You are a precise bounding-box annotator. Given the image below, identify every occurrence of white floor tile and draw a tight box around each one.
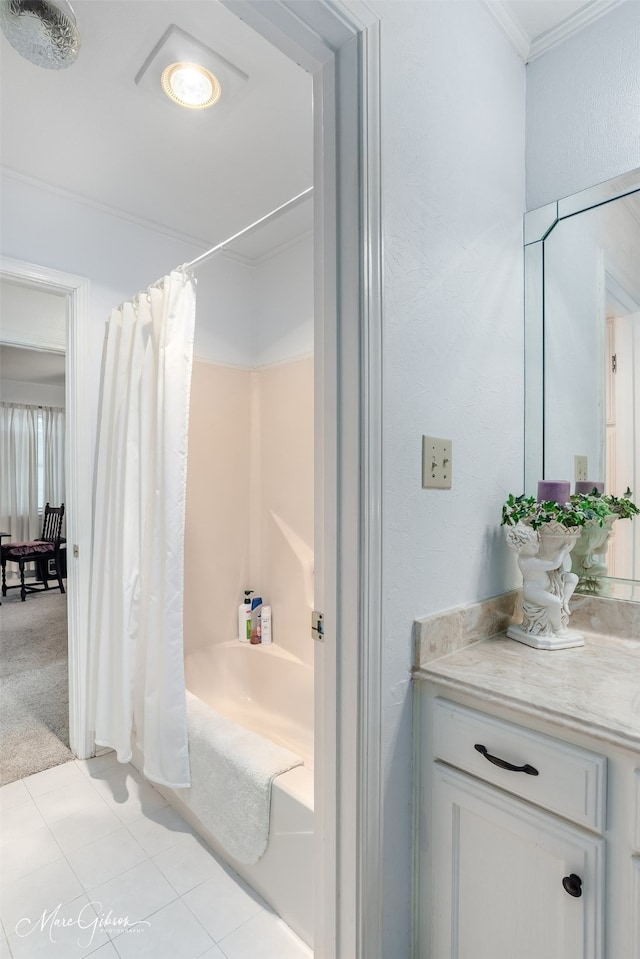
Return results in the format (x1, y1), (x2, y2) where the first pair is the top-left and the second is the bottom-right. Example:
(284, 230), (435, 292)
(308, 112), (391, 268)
(74, 755), (119, 780)
(32, 781), (104, 826)
(87, 768), (168, 824)
(112, 899), (213, 959)
(152, 836), (224, 896)
(197, 947), (226, 959)
(126, 805), (194, 857)
(65, 829), (147, 892)
(48, 803), (123, 856)
(7, 895), (111, 959)
(23, 763), (84, 799)
(85, 944), (119, 958)
(0, 859), (84, 936)
(80, 765), (145, 799)
(2, 771), (308, 959)
(218, 910), (313, 959)
(0, 801), (47, 842)
(0, 826), (63, 885)
(86, 861), (177, 934)
(182, 867), (265, 942)
(0, 781), (30, 811)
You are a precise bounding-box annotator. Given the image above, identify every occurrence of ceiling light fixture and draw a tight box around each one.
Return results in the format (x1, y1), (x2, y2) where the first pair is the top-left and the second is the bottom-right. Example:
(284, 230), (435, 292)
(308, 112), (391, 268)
(0, 0), (80, 69)
(161, 62), (221, 110)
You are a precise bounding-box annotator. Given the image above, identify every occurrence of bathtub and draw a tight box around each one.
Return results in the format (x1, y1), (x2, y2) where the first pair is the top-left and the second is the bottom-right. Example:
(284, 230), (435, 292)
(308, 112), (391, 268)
(134, 641), (315, 947)
(186, 640), (314, 768)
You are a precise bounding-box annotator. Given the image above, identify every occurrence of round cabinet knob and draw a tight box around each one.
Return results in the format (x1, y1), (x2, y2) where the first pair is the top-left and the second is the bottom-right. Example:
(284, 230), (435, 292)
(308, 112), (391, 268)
(562, 874), (583, 898)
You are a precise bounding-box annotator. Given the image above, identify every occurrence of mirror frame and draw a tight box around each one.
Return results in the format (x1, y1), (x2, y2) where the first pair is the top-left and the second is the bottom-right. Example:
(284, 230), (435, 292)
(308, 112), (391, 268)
(523, 166), (640, 593)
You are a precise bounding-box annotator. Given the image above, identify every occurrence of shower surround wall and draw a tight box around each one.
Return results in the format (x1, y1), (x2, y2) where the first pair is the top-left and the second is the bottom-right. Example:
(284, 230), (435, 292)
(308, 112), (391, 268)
(183, 231), (314, 699)
(184, 352), (314, 741)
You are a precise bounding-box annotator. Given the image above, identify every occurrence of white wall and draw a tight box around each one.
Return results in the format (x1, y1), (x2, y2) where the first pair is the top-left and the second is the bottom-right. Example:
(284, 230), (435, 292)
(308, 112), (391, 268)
(195, 235), (314, 368)
(0, 173), (312, 435)
(253, 238), (313, 366)
(526, 1), (640, 210)
(0, 173), (206, 467)
(371, 2), (526, 953)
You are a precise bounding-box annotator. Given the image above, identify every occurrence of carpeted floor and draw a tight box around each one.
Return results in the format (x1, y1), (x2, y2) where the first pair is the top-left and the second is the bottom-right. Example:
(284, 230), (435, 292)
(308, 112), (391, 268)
(0, 585), (72, 785)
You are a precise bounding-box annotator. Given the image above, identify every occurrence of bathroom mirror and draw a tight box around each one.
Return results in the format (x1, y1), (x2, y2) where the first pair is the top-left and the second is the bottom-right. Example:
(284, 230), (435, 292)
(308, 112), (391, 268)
(524, 167), (640, 600)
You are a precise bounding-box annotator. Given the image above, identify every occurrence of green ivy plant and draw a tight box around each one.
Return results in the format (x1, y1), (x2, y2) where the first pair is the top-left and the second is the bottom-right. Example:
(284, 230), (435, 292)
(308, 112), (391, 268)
(501, 489), (639, 531)
(604, 488), (640, 520)
(501, 493), (590, 530)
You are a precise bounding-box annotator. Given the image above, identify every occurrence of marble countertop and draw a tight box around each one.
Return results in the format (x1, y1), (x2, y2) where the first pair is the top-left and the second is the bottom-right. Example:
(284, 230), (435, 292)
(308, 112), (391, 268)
(414, 632), (640, 752)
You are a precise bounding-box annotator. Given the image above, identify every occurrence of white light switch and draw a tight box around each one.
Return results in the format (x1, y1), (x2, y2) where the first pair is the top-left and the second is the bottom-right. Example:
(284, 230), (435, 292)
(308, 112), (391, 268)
(422, 436), (452, 489)
(575, 455), (588, 482)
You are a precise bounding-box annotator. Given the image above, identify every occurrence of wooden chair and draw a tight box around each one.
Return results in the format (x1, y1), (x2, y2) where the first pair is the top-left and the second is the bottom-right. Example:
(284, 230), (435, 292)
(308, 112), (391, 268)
(1, 503), (66, 602)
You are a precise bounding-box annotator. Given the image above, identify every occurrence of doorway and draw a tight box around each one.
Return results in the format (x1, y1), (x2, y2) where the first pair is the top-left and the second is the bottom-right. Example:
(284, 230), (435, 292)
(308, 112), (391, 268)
(0, 315), (71, 782)
(0, 257), (93, 763)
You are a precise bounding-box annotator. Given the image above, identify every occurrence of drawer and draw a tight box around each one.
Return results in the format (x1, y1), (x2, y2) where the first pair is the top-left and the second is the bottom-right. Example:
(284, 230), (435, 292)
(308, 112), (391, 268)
(432, 698), (606, 831)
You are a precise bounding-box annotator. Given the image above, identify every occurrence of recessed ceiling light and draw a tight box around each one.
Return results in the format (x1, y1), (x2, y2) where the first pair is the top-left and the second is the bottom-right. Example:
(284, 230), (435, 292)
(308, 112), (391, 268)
(160, 62), (221, 110)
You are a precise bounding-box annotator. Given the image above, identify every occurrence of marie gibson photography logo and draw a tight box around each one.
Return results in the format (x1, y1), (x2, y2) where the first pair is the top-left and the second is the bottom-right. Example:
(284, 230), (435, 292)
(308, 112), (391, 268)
(15, 900), (151, 947)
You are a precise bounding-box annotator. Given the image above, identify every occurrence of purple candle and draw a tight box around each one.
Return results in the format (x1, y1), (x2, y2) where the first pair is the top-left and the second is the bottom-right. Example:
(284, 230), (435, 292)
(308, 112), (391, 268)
(575, 480), (604, 495)
(537, 480), (571, 504)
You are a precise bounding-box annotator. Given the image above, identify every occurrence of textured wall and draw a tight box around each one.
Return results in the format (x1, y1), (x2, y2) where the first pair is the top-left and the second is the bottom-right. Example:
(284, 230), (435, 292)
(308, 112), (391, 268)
(526, 1), (640, 210)
(372, 2), (526, 953)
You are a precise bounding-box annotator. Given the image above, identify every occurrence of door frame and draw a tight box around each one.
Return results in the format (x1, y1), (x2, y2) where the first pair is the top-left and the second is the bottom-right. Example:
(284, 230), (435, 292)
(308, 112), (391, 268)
(0, 256), (93, 759)
(220, 3), (384, 956)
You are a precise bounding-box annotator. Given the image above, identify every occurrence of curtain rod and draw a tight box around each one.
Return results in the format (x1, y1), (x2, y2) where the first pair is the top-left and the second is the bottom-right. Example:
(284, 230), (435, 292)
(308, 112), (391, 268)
(181, 187), (313, 273)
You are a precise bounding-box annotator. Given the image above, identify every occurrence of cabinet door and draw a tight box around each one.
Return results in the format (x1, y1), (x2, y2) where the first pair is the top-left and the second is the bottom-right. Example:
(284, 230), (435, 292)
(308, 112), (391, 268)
(425, 764), (604, 959)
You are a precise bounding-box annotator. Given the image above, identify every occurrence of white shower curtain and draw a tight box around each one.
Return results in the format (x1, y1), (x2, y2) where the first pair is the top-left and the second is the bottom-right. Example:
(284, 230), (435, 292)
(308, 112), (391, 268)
(88, 270), (196, 788)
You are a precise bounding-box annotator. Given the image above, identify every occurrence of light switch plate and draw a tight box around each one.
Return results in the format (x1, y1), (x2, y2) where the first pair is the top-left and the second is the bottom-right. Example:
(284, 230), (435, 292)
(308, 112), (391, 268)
(422, 436), (452, 489)
(575, 455), (588, 482)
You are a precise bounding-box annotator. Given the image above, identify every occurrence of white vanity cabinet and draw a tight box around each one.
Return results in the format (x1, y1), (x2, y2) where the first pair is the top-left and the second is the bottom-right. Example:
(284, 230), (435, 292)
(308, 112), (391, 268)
(415, 688), (639, 959)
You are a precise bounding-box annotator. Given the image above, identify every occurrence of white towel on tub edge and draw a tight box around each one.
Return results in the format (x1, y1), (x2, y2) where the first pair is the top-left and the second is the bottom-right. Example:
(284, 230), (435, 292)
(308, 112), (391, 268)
(174, 691), (303, 864)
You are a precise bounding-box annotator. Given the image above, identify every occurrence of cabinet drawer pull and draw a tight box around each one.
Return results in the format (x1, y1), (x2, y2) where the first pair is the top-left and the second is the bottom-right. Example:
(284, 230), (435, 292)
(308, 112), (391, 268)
(562, 874), (582, 898)
(474, 744), (539, 776)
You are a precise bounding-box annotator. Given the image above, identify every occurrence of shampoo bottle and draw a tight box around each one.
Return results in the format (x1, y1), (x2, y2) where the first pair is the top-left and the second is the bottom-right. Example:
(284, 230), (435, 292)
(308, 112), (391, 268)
(239, 590), (253, 642)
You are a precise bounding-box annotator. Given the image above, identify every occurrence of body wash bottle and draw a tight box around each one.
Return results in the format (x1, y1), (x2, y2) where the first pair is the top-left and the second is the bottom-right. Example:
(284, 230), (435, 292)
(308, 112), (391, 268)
(239, 590), (253, 642)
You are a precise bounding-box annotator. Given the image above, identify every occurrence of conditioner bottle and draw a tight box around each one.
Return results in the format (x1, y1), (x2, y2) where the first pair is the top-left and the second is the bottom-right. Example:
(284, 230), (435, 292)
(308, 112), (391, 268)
(260, 605), (272, 645)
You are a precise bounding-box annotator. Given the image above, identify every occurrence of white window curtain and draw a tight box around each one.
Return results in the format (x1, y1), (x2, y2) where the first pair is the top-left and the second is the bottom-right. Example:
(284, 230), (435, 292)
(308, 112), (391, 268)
(42, 406), (66, 511)
(88, 270), (196, 789)
(0, 403), (64, 542)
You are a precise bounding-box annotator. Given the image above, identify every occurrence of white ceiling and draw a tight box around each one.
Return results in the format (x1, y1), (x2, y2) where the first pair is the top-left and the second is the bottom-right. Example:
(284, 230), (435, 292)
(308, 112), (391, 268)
(0, 344), (66, 387)
(0, 0), (623, 260)
(0, 0), (313, 255)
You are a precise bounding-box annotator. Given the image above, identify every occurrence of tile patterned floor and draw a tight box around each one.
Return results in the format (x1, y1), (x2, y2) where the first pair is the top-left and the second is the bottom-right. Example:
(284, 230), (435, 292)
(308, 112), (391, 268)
(0, 755), (313, 959)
